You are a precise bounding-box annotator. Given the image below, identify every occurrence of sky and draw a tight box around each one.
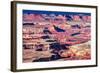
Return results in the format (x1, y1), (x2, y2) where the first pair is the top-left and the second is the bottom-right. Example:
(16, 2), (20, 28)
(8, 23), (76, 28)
(23, 10), (91, 16)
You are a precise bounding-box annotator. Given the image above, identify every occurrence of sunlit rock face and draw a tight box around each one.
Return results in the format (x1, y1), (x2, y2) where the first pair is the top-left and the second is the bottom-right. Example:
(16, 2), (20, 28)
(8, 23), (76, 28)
(22, 10), (91, 62)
